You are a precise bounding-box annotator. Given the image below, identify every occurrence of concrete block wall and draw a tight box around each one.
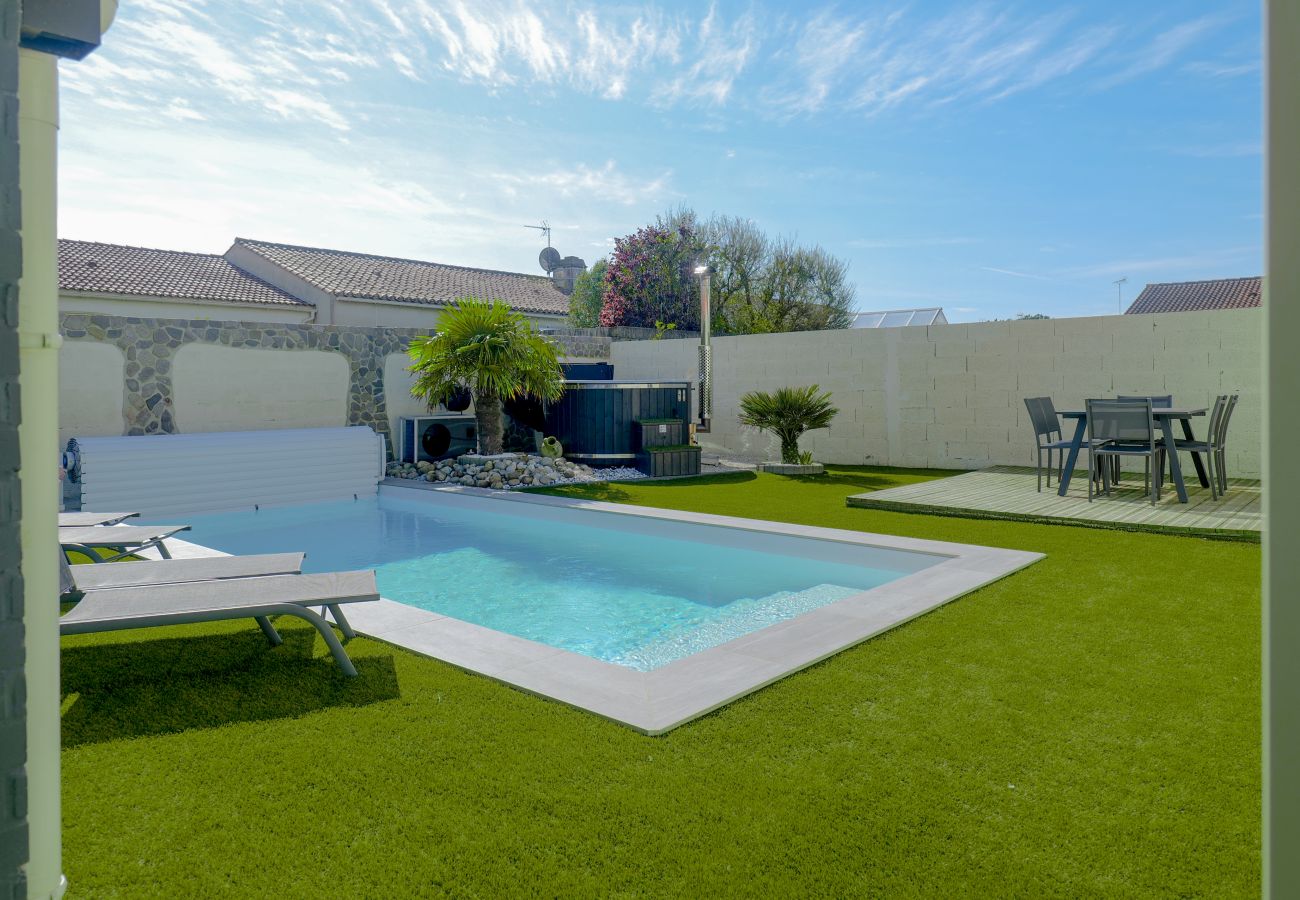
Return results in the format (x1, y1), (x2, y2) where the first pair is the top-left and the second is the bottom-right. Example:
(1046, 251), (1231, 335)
(611, 308), (1263, 478)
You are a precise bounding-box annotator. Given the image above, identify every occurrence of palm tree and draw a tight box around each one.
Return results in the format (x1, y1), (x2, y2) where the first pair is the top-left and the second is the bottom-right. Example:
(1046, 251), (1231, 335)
(738, 385), (838, 464)
(408, 300), (565, 455)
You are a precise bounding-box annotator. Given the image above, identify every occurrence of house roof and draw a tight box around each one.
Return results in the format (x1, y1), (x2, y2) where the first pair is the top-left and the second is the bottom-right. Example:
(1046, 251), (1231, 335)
(851, 307), (947, 328)
(232, 238), (570, 316)
(1125, 276), (1262, 315)
(58, 239), (309, 307)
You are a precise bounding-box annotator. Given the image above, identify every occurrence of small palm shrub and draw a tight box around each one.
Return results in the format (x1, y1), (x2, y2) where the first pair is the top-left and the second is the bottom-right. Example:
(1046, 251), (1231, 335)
(738, 385), (838, 464)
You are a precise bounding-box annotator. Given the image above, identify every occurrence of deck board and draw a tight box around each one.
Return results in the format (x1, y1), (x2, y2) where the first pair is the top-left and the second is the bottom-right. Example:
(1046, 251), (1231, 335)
(847, 466), (1260, 538)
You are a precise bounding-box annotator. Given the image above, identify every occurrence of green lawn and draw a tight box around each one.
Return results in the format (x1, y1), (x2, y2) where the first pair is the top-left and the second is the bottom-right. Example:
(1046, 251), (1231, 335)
(60, 466), (1260, 896)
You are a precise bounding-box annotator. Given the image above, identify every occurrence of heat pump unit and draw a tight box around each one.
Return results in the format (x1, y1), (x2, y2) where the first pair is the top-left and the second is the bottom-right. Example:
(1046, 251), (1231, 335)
(400, 415), (477, 463)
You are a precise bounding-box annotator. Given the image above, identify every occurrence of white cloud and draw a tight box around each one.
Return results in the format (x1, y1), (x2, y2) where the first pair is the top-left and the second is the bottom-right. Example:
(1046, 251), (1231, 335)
(980, 266), (1050, 280)
(1171, 141), (1262, 158)
(1185, 59), (1260, 78)
(496, 160), (672, 207)
(651, 6), (757, 106)
(66, 0), (1244, 140)
(262, 89), (351, 132)
(1060, 247), (1257, 280)
(849, 237), (978, 250)
(162, 99), (206, 122)
(1098, 16), (1222, 87)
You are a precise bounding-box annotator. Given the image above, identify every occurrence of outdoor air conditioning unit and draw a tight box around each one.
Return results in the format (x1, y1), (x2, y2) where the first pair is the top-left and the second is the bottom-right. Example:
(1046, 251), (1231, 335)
(400, 415), (477, 463)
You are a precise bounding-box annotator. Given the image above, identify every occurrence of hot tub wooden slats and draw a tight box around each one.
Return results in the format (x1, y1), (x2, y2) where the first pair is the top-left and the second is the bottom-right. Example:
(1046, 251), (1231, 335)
(547, 382), (692, 462)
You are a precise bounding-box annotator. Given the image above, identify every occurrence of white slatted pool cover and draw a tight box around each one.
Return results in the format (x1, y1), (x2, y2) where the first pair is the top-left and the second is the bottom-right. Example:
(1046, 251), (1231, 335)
(76, 426), (386, 516)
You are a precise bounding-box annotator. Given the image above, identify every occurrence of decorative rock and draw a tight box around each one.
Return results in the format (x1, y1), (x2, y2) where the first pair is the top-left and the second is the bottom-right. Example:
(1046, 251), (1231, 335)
(387, 452), (647, 491)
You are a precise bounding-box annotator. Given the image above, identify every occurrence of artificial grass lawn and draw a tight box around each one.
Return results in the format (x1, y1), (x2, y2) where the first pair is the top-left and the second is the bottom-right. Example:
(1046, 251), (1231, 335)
(61, 466), (1259, 896)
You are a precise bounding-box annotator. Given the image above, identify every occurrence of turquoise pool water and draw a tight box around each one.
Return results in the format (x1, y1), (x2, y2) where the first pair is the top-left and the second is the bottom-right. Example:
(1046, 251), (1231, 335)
(165, 492), (941, 671)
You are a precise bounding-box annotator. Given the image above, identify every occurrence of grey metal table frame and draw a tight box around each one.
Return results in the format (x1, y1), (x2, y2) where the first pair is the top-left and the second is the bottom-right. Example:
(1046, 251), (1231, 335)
(1057, 407), (1209, 503)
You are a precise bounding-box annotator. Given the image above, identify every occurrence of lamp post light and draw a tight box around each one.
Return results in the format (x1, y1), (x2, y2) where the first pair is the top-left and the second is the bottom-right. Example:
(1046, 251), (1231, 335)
(694, 263), (713, 433)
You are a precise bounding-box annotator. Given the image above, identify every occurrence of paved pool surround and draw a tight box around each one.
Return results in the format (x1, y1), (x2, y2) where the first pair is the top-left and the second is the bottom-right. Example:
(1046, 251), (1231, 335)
(155, 487), (1042, 734)
(355, 485), (1043, 733)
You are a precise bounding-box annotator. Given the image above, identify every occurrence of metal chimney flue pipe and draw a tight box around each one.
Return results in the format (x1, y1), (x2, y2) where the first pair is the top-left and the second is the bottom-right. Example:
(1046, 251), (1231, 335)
(694, 263), (713, 433)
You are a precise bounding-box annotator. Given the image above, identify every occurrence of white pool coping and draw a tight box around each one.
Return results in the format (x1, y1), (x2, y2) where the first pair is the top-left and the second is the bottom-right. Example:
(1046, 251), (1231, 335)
(142, 487), (1042, 734)
(341, 483), (1044, 734)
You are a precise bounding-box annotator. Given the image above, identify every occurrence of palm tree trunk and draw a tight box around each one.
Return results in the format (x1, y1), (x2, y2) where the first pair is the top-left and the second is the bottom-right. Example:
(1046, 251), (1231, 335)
(779, 432), (800, 464)
(475, 390), (504, 455)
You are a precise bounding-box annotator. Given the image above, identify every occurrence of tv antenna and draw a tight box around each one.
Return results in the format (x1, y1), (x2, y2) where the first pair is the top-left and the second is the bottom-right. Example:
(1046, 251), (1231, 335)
(524, 220), (552, 248)
(1113, 277), (1127, 314)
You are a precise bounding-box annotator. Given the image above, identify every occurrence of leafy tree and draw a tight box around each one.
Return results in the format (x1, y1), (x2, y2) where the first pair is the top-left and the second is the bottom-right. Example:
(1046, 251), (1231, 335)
(719, 237), (855, 333)
(598, 207), (855, 334)
(738, 385), (839, 464)
(566, 258), (608, 327)
(408, 300), (564, 455)
(1016, 313), (1050, 319)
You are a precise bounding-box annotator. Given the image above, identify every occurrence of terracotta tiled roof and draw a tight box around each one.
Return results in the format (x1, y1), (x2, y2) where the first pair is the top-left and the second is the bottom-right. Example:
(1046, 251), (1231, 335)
(58, 239), (309, 307)
(233, 238), (570, 316)
(1125, 276), (1262, 315)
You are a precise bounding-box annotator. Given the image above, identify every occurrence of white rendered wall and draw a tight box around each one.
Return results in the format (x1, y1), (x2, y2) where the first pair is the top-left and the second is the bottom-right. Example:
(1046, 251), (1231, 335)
(334, 298), (443, 328)
(383, 351), (428, 436)
(171, 344), (349, 432)
(58, 341), (125, 446)
(612, 308), (1262, 478)
(333, 297), (566, 332)
(59, 292), (313, 323)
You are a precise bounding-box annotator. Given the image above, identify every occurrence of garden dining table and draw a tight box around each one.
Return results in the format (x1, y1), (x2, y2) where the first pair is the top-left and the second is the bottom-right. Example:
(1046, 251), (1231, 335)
(1056, 407), (1209, 503)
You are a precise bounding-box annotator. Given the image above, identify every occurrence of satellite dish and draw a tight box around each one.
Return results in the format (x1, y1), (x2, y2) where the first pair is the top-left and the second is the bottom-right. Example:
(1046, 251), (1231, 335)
(539, 247), (562, 273)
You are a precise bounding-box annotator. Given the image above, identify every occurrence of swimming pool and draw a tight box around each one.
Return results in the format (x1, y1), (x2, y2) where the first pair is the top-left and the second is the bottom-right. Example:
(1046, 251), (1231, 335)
(158, 484), (1042, 732)
(172, 490), (943, 671)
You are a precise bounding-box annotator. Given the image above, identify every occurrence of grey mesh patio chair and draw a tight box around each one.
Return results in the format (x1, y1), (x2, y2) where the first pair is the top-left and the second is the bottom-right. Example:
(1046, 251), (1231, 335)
(59, 566), (379, 676)
(1111, 395), (1174, 483)
(1025, 397), (1069, 491)
(1086, 398), (1166, 504)
(58, 511), (139, 527)
(66, 552), (306, 592)
(1161, 393), (1238, 499)
(60, 523), (191, 562)
(1118, 394), (1173, 408)
(1025, 397), (1106, 492)
(1216, 393), (1240, 493)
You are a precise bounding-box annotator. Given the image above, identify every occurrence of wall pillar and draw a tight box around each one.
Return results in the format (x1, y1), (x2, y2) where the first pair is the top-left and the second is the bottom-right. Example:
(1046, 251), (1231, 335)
(1264, 2), (1299, 896)
(15, 45), (61, 899)
(0, 1), (25, 895)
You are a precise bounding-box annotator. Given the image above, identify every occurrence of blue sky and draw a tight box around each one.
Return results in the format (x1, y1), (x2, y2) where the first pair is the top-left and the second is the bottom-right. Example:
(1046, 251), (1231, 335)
(58, 0), (1261, 321)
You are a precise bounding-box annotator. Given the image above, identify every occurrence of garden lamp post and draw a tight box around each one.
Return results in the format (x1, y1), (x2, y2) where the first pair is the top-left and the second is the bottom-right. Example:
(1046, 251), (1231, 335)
(694, 262), (713, 433)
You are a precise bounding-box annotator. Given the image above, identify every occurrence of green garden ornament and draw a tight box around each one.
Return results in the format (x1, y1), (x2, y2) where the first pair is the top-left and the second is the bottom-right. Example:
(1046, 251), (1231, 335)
(540, 436), (563, 459)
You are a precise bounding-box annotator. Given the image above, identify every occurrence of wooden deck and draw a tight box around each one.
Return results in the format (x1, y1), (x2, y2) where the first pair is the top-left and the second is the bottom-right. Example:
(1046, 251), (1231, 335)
(847, 465), (1261, 539)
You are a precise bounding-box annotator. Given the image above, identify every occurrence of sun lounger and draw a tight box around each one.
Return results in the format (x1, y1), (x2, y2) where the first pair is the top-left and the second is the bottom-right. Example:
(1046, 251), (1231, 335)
(58, 511), (140, 527)
(59, 524), (191, 562)
(67, 552), (306, 592)
(59, 570), (379, 675)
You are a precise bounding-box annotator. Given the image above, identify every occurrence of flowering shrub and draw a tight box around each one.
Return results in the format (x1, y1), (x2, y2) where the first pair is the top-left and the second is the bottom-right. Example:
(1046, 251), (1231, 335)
(598, 223), (702, 329)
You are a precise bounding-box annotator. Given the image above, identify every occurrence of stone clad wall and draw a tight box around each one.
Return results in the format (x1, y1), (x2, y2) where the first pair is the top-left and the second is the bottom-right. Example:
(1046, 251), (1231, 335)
(58, 314), (607, 453)
(60, 314), (414, 444)
(611, 308), (1264, 479)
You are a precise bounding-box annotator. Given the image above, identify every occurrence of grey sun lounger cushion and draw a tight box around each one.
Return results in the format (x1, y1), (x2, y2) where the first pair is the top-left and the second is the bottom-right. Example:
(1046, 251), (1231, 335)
(60, 570), (379, 676)
(58, 511), (140, 527)
(59, 524), (191, 561)
(69, 552), (306, 592)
